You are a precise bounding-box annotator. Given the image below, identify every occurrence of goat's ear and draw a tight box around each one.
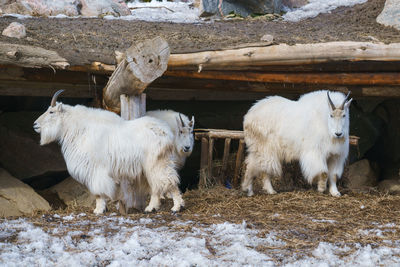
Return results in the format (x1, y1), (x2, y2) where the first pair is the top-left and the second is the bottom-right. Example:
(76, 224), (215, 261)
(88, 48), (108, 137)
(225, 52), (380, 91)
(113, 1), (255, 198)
(344, 98), (353, 110)
(56, 103), (63, 112)
(189, 116), (195, 129)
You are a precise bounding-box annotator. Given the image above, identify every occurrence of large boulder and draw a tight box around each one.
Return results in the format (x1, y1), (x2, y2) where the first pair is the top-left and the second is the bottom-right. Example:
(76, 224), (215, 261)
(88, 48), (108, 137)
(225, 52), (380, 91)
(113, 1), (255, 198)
(42, 177), (95, 208)
(0, 0), (79, 16)
(80, 0), (130, 17)
(0, 0), (130, 17)
(0, 168), (51, 217)
(2, 21), (26, 39)
(346, 159), (378, 189)
(377, 0), (400, 31)
(0, 112), (66, 180)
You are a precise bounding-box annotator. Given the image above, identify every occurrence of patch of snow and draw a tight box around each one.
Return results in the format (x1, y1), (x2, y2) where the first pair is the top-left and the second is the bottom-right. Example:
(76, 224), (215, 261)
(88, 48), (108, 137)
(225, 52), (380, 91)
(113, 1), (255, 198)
(0, 217), (399, 266)
(312, 219), (336, 223)
(286, 242), (400, 266)
(283, 0), (368, 22)
(108, 0), (200, 23)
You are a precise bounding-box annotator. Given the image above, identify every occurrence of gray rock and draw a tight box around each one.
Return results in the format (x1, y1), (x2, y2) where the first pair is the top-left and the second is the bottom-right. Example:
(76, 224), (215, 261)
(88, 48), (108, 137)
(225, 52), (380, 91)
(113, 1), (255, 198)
(80, 0), (131, 17)
(0, 168), (51, 217)
(282, 0), (308, 8)
(199, 0), (281, 17)
(377, 0), (400, 31)
(378, 179), (400, 195)
(260, 34), (274, 42)
(0, 112), (66, 180)
(2, 22), (26, 39)
(347, 159), (378, 189)
(43, 177), (95, 208)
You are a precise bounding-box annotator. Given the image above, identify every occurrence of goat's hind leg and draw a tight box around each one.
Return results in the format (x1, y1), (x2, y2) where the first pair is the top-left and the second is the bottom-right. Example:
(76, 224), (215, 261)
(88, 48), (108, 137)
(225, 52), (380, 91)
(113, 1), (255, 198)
(261, 172), (277, 195)
(242, 164), (257, 197)
(317, 172), (328, 193)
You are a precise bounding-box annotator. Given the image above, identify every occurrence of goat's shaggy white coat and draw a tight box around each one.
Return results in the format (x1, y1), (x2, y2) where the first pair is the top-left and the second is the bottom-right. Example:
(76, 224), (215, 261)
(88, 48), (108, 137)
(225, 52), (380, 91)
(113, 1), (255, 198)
(242, 90), (352, 197)
(146, 109), (194, 169)
(34, 103), (184, 214)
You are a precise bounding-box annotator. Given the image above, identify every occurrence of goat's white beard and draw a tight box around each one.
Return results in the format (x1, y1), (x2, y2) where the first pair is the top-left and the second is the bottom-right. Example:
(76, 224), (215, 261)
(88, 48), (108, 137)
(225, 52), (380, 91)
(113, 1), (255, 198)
(39, 127), (59, 146)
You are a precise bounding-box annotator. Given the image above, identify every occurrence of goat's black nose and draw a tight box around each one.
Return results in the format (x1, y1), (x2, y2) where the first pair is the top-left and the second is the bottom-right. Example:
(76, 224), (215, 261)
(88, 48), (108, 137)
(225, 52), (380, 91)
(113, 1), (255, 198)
(335, 132), (342, 137)
(184, 146), (190, 151)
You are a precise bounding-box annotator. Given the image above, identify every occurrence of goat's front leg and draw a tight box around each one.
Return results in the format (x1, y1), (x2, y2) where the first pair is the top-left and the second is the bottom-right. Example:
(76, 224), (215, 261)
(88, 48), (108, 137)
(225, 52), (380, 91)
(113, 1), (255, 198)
(145, 193), (161, 213)
(329, 174), (341, 197)
(94, 196), (107, 215)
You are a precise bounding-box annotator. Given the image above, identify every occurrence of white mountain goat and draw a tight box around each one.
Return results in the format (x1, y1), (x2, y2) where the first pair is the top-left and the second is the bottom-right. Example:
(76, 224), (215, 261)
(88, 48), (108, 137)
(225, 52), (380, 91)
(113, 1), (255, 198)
(33, 90), (184, 214)
(242, 90), (352, 197)
(146, 110), (195, 170)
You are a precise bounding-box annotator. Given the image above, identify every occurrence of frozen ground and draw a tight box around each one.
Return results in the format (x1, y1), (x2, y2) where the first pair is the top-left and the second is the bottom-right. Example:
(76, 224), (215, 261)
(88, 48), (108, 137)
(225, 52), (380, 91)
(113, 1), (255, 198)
(282, 0), (368, 22)
(1, 213), (399, 267)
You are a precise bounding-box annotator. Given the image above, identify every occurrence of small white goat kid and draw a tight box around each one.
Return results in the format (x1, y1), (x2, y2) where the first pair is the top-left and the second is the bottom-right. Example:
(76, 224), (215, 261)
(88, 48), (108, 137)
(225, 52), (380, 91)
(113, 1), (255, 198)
(146, 110), (195, 169)
(242, 90), (352, 197)
(33, 90), (184, 214)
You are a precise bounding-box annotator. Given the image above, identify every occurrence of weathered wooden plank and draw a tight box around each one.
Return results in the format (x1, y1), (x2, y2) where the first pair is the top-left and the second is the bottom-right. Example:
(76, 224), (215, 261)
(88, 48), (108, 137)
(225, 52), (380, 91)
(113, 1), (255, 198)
(233, 139), (245, 187)
(219, 138), (231, 185)
(0, 80), (98, 97)
(165, 71), (400, 86)
(208, 137), (215, 184)
(199, 137), (209, 188)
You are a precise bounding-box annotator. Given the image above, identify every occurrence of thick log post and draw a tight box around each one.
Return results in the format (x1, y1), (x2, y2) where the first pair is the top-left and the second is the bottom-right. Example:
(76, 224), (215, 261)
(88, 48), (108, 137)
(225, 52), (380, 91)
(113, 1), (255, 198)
(120, 93), (146, 120)
(102, 36), (170, 113)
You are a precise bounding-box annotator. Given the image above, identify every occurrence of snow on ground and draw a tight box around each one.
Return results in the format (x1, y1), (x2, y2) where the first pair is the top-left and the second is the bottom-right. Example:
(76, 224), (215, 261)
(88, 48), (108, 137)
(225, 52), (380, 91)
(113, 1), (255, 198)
(1, 213), (400, 267)
(283, 0), (368, 22)
(107, 0), (200, 23)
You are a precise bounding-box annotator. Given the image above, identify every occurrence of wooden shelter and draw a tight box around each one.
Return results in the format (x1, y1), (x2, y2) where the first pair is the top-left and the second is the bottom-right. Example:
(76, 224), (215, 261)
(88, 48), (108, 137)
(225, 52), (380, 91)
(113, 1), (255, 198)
(0, 41), (399, 102)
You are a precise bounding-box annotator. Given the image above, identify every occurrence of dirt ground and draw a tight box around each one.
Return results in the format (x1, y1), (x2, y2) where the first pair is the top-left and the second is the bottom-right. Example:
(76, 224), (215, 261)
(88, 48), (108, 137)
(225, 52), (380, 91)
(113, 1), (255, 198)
(0, 0), (399, 66)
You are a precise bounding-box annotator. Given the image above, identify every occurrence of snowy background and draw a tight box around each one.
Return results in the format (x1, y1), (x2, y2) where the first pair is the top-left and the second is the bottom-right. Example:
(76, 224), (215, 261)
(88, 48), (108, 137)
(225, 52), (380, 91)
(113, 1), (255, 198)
(1, 213), (399, 266)
(1, 0), (370, 23)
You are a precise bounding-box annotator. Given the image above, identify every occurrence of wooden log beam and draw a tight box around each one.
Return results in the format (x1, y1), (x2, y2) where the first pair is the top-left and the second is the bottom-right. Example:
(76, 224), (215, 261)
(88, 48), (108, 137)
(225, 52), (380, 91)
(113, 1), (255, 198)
(102, 37), (170, 113)
(165, 71), (400, 86)
(0, 42), (69, 69)
(168, 42), (400, 70)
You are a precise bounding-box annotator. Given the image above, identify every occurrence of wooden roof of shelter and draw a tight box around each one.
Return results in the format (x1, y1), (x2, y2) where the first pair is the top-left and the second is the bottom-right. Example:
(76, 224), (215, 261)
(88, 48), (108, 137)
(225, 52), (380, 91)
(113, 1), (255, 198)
(0, 0), (399, 101)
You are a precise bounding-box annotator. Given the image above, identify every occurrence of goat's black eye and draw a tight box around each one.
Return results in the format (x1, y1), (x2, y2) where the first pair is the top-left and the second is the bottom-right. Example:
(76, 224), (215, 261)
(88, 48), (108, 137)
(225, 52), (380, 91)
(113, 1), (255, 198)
(330, 114), (333, 118)
(180, 131), (183, 134)
(49, 111), (54, 114)
(342, 114), (345, 118)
